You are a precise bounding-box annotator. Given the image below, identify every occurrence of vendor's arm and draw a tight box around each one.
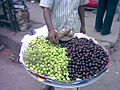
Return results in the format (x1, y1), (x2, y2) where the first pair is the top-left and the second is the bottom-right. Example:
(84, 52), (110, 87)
(43, 7), (59, 44)
(78, 6), (86, 34)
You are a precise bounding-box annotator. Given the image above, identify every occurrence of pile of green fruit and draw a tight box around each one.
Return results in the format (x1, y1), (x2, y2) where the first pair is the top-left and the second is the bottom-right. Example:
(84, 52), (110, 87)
(24, 37), (71, 82)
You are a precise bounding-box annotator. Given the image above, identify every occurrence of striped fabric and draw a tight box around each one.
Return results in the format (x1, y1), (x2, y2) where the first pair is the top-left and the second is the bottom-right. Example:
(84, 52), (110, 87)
(40, 0), (89, 32)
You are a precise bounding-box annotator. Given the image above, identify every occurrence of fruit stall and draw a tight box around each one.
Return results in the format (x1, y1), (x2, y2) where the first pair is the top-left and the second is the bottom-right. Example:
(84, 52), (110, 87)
(19, 26), (110, 90)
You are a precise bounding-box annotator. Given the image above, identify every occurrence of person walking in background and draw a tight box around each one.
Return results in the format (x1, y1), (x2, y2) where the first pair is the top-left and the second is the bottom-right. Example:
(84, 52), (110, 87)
(39, 0), (89, 44)
(95, 0), (119, 35)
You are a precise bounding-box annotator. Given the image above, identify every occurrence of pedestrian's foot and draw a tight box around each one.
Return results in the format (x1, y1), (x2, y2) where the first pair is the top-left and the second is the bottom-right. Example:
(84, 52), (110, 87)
(30, 0), (35, 3)
(95, 29), (101, 32)
(0, 45), (5, 51)
(96, 30), (101, 32)
(9, 54), (21, 64)
(101, 32), (111, 35)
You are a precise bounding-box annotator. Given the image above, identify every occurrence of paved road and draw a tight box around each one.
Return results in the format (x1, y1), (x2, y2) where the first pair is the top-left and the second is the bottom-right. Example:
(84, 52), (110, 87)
(0, 50), (45, 90)
(0, 1), (120, 90)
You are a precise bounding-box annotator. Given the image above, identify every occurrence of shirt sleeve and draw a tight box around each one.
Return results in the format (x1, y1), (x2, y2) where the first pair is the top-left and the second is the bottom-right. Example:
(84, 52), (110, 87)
(39, 0), (54, 9)
(80, 0), (89, 6)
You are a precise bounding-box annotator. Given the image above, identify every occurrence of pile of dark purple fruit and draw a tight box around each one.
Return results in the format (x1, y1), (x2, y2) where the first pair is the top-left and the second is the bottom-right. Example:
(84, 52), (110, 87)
(60, 37), (109, 81)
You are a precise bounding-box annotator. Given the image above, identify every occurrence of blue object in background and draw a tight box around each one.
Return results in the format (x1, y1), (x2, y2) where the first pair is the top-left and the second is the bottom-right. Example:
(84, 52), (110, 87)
(13, 1), (25, 5)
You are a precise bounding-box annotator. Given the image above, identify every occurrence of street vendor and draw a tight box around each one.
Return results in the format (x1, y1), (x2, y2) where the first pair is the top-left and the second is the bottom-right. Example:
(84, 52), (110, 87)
(39, 0), (89, 90)
(39, 0), (89, 44)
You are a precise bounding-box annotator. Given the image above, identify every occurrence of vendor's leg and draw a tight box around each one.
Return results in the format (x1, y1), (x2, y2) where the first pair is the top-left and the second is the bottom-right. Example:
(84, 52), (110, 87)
(101, 0), (119, 35)
(95, 0), (107, 32)
(42, 86), (54, 90)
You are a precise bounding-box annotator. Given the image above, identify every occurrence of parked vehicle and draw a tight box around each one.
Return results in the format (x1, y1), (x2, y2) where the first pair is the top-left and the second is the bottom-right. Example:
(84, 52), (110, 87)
(85, 0), (98, 8)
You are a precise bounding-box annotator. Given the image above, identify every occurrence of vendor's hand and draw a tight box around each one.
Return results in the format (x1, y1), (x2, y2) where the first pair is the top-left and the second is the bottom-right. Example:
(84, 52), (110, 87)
(48, 30), (59, 44)
(80, 26), (86, 34)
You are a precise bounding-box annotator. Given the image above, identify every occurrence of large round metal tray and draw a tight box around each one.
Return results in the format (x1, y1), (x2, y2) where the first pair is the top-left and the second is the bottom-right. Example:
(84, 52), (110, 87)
(19, 33), (109, 88)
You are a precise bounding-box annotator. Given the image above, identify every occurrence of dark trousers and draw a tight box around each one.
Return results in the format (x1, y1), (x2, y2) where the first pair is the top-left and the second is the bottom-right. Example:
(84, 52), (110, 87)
(95, 0), (119, 35)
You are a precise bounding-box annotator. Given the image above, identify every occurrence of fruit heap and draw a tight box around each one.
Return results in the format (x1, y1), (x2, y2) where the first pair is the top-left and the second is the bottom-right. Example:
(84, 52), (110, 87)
(24, 37), (71, 82)
(24, 37), (109, 82)
(60, 37), (109, 81)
